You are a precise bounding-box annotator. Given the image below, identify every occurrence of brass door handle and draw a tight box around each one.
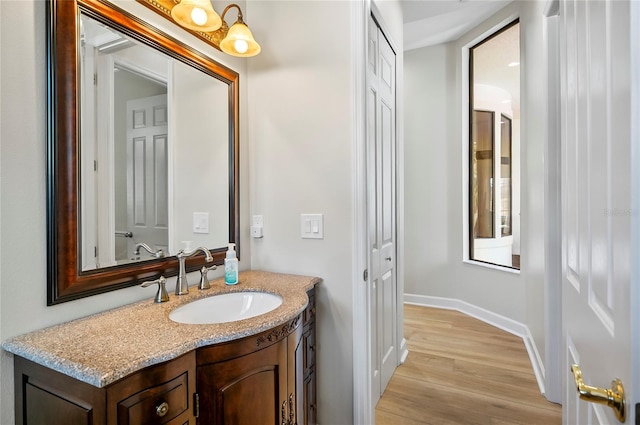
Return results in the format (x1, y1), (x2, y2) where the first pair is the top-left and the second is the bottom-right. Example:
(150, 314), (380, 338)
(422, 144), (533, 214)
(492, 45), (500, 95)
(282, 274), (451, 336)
(571, 364), (626, 422)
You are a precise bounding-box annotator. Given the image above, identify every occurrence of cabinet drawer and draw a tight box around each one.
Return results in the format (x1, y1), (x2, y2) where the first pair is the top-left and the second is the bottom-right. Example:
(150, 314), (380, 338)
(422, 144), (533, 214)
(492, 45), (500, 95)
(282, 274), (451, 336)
(117, 371), (189, 424)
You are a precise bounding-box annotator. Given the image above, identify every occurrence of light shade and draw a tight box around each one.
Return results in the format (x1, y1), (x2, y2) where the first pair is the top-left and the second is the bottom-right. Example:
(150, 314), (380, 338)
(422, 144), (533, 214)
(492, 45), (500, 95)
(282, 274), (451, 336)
(220, 20), (261, 57)
(171, 0), (222, 32)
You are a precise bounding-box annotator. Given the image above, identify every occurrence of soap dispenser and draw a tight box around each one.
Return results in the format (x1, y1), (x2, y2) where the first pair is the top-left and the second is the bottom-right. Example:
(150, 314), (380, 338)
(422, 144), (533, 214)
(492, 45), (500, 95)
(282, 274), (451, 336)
(224, 243), (239, 285)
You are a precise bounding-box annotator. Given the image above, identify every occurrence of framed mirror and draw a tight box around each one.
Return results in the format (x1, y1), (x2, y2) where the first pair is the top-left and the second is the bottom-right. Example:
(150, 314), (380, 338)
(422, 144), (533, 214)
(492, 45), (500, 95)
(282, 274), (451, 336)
(47, 0), (240, 305)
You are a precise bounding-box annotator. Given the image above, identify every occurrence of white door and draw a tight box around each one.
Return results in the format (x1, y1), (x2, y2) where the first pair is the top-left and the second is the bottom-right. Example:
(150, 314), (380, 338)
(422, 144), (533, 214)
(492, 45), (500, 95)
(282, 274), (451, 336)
(560, 0), (635, 423)
(367, 15), (397, 405)
(125, 94), (169, 260)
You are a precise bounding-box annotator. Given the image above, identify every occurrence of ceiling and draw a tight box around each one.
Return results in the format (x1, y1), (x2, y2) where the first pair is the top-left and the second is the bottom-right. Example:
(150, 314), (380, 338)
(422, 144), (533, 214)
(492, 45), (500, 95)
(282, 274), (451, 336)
(401, 0), (512, 50)
(400, 0), (520, 118)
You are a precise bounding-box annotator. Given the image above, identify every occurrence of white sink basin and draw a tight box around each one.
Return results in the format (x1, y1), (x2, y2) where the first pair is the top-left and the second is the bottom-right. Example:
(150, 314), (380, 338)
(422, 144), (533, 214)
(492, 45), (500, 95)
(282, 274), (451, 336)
(169, 292), (283, 324)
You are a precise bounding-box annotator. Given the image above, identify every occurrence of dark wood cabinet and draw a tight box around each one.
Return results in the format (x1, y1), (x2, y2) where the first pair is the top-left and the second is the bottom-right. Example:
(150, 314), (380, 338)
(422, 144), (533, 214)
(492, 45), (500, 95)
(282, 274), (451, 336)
(302, 289), (317, 425)
(196, 315), (302, 425)
(14, 351), (196, 425)
(195, 287), (316, 425)
(13, 288), (317, 425)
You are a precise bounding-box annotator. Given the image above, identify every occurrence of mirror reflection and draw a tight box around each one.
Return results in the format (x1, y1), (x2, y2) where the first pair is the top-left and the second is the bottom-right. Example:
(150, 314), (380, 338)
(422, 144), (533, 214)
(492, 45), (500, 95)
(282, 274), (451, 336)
(470, 20), (521, 269)
(80, 13), (230, 271)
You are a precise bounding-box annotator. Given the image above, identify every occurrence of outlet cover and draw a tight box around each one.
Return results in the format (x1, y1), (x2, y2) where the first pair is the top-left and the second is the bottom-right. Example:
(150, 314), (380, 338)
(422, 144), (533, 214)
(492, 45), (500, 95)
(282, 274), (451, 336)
(193, 212), (209, 234)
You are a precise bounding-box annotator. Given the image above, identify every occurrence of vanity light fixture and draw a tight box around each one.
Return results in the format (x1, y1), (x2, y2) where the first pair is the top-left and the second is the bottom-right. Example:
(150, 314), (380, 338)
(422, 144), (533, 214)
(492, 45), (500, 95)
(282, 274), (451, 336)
(166, 0), (261, 57)
(170, 0), (222, 32)
(218, 4), (261, 57)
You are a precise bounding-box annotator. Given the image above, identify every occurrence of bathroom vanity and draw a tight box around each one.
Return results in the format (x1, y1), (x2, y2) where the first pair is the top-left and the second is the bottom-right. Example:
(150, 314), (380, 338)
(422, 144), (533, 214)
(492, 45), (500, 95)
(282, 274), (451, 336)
(3, 271), (318, 425)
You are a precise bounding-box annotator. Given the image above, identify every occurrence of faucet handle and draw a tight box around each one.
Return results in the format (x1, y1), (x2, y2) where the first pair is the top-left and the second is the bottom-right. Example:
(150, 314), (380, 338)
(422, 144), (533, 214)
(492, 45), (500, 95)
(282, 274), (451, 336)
(141, 276), (169, 303)
(199, 265), (218, 290)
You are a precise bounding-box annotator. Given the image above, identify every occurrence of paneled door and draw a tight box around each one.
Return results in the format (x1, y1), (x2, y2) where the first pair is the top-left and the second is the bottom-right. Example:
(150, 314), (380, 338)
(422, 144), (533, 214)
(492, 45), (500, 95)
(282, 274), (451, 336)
(125, 94), (169, 260)
(560, 0), (636, 423)
(366, 14), (397, 405)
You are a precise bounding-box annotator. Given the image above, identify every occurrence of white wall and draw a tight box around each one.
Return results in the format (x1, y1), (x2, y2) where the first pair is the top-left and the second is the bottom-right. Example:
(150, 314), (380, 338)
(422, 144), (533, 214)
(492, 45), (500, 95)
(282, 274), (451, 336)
(245, 0), (403, 422)
(172, 61), (230, 252)
(404, 0), (547, 362)
(0, 1), (250, 422)
(246, 2), (355, 423)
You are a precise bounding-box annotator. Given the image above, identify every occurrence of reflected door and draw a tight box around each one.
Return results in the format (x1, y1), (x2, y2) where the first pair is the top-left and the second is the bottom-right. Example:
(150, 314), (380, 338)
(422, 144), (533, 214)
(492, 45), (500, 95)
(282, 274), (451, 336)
(472, 110), (495, 239)
(123, 94), (169, 261)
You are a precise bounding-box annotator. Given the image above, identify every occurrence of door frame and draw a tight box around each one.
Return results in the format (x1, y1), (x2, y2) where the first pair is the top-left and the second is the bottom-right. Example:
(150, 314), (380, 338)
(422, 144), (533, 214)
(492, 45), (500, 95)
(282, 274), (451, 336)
(542, 0), (562, 404)
(352, 1), (406, 423)
(630, 0), (640, 409)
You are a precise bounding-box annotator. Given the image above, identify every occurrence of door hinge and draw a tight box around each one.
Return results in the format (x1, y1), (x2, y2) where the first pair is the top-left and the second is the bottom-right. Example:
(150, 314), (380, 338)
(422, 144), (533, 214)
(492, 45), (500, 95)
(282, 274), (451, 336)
(193, 393), (200, 418)
(94, 246), (98, 258)
(363, 269), (368, 282)
(93, 73), (97, 86)
(94, 160), (97, 172)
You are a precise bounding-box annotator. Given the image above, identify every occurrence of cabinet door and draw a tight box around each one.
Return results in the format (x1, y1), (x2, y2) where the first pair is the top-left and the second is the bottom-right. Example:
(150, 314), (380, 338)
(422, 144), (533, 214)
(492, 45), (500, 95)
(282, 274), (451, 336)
(197, 339), (288, 425)
(14, 356), (106, 425)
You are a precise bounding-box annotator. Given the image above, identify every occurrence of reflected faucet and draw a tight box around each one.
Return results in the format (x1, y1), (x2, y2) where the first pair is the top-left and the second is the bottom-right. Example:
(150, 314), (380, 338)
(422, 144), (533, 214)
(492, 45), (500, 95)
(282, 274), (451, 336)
(133, 242), (165, 259)
(175, 247), (213, 295)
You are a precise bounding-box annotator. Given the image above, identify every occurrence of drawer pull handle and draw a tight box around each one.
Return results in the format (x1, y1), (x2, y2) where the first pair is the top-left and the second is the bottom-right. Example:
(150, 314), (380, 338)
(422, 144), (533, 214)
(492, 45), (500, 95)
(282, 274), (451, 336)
(156, 401), (169, 417)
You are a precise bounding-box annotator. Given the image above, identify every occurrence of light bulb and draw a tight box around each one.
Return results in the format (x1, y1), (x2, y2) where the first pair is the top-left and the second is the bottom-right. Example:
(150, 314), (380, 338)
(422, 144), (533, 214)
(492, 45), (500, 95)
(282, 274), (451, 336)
(234, 39), (249, 54)
(190, 7), (207, 26)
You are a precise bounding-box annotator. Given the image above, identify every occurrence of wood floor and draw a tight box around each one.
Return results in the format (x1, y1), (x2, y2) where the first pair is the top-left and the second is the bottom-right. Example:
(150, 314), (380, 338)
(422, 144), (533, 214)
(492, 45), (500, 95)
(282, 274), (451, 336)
(375, 304), (562, 425)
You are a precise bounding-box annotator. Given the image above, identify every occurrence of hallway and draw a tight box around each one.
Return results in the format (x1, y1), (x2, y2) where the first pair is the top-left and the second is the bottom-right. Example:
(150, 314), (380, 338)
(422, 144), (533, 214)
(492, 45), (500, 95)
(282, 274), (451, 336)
(375, 304), (562, 424)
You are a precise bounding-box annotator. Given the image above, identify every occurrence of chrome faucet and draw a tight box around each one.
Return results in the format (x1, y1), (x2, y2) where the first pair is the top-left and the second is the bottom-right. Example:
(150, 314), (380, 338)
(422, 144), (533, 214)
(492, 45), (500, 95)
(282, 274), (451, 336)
(133, 242), (165, 259)
(141, 276), (169, 303)
(199, 264), (218, 290)
(175, 247), (213, 295)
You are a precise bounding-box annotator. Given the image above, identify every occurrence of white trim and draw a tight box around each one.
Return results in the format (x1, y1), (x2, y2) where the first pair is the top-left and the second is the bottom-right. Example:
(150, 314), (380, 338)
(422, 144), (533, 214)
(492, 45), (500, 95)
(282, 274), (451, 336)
(399, 338), (408, 364)
(542, 11), (562, 404)
(352, 0), (372, 424)
(462, 259), (521, 274)
(113, 56), (167, 88)
(630, 0), (640, 415)
(404, 294), (546, 395)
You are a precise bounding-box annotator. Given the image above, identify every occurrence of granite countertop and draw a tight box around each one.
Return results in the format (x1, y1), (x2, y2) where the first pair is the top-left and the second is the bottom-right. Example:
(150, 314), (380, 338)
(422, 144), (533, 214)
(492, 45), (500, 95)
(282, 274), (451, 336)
(2, 270), (320, 388)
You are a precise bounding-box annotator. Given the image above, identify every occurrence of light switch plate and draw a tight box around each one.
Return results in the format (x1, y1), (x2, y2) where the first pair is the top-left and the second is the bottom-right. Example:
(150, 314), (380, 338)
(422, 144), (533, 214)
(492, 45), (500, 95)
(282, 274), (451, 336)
(301, 214), (323, 239)
(193, 212), (209, 234)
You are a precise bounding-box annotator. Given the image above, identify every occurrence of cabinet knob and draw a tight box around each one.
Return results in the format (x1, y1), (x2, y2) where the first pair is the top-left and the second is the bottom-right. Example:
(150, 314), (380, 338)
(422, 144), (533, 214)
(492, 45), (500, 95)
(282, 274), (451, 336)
(156, 401), (169, 417)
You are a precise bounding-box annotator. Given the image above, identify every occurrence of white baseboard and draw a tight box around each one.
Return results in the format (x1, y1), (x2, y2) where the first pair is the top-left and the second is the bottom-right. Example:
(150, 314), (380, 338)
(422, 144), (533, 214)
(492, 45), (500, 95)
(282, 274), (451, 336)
(404, 293), (546, 395)
(399, 338), (409, 364)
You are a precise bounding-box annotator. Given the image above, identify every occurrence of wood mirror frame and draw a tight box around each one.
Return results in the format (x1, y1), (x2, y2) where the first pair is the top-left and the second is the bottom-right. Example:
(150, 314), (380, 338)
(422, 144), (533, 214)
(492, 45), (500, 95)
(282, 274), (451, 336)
(47, 0), (240, 305)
